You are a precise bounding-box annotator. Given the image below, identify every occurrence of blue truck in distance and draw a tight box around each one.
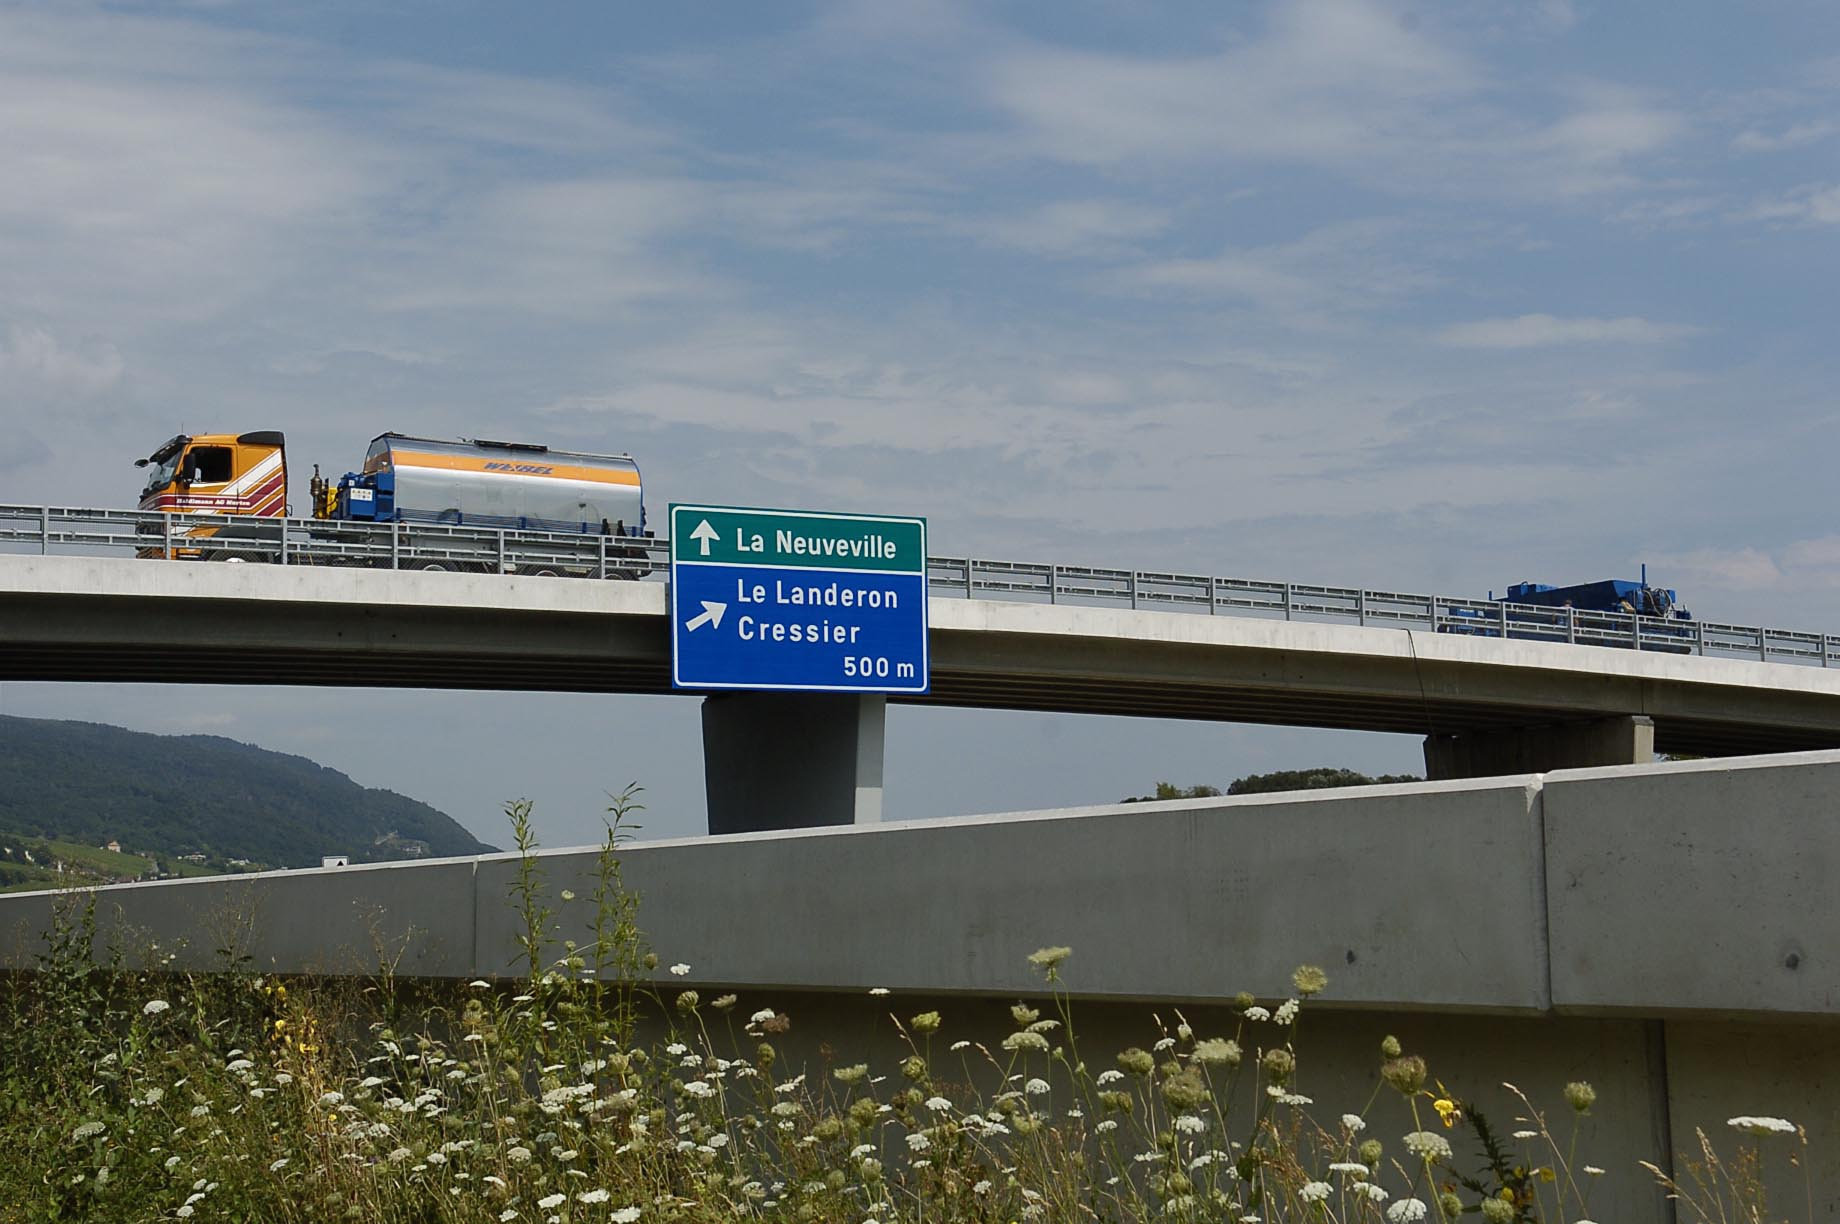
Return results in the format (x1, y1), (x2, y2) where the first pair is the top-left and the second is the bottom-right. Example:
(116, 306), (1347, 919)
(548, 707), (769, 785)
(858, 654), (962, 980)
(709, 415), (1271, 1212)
(1446, 565), (1693, 649)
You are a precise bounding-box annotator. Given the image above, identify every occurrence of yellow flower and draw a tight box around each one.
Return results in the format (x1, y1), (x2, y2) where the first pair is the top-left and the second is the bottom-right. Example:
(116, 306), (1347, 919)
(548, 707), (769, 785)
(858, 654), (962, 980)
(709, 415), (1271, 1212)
(1434, 1097), (1462, 1128)
(1538, 1166), (1556, 1183)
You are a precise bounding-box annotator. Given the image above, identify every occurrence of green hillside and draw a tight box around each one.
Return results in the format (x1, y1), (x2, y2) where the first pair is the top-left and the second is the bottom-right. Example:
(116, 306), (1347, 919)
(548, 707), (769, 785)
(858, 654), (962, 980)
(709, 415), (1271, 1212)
(0, 716), (496, 879)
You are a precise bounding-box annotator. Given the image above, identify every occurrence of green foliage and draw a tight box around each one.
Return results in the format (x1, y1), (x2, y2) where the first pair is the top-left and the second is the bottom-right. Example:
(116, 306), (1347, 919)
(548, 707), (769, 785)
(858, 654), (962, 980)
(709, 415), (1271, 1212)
(0, 715), (495, 870)
(1122, 769), (1423, 803)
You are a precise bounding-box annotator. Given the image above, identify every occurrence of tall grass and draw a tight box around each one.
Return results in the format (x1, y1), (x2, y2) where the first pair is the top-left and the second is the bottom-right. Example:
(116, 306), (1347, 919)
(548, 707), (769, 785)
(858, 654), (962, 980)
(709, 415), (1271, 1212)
(0, 795), (1811, 1223)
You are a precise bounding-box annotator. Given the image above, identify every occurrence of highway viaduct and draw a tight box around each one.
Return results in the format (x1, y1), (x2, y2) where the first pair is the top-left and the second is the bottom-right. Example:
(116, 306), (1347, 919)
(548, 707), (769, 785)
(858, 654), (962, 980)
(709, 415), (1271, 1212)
(7, 554), (1840, 828)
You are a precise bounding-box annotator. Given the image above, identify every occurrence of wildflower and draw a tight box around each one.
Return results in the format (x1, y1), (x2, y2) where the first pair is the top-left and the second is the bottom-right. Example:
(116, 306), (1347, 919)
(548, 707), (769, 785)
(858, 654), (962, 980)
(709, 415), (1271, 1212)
(1358, 1183), (1388, 1203)
(1358, 1139), (1384, 1166)
(869, 987), (891, 996)
(1299, 1182), (1332, 1203)
(833, 1064), (869, 1085)
(682, 1081), (716, 1098)
(1002, 1031), (1050, 1053)
(1024, 1078), (1051, 1096)
(748, 1010), (776, 1026)
(1381, 1055), (1428, 1095)
(1174, 1114), (1206, 1134)
(669, 963), (691, 976)
(1380, 1034), (1402, 1058)
(142, 1087), (166, 1105)
(905, 1132), (930, 1152)
(1387, 1199), (1429, 1222)
(710, 994), (737, 1010)
(165, 1156), (181, 1171)
(1117, 1048), (1156, 1076)
(1403, 1131), (1452, 1162)
(973, 1180), (992, 1194)
(1513, 1130), (1538, 1139)
(1261, 1047), (1295, 1085)
(1292, 965), (1328, 995)
(1097, 1068), (1124, 1084)
(268, 1158), (289, 1172)
(499, 1212), (519, 1222)
(675, 990), (700, 1011)
(949, 1039), (970, 1052)
(1728, 1115), (1797, 1135)
(1438, 1192), (1464, 1220)
(1433, 1095), (1462, 1128)
(318, 1091), (345, 1108)
(578, 1189), (610, 1204)
(1154, 1036), (1176, 1051)
(388, 1147), (413, 1163)
(910, 1010), (942, 1035)
(1329, 1161), (1368, 1174)
(1028, 946), (1072, 971)
(506, 1146), (533, 1164)
(1342, 1114), (1366, 1132)
(1563, 1081), (1596, 1113)
(925, 1096), (951, 1112)
(537, 1193), (567, 1210)
(71, 1121), (106, 1142)
(612, 1211), (642, 1224)
(1243, 1006), (1271, 1022)
(1273, 999), (1300, 1026)
(143, 999), (171, 1016)
(1193, 1038), (1241, 1066)
(1584, 1165), (1605, 1175)
(177, 1209), (194, 1220)
(1480, 1199), (1516, 1224)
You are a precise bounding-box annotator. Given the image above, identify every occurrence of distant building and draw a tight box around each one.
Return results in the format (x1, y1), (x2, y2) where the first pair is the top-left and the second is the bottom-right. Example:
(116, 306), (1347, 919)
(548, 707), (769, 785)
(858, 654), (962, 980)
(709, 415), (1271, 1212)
(179, 852), (207, 864)
(321, 855), (350, 868)
(105, 840), (121, 854)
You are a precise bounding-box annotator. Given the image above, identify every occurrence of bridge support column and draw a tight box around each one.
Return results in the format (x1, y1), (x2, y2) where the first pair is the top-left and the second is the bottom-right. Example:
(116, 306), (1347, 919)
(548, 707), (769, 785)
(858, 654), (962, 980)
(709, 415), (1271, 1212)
(702, 694), (885, 835)
(1424, 715), (1654, 780)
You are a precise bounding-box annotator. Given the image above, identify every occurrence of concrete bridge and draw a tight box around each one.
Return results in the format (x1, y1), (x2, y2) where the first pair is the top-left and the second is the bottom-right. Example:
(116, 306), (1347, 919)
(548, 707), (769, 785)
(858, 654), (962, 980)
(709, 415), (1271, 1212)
(3, 750), (1836, 1221)
(9, 555), (1840, 831)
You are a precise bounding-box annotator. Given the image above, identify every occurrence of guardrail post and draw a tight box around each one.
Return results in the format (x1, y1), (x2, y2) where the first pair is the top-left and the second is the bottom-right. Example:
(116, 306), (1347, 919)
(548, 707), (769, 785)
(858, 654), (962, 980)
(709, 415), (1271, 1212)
(1760, 630), (1768, 662)
(39, 506), (49, 554)
(1498, 602), (1508, 637)
(1695, 621), (1705, 656)
(964, 559), (973, 598)
(1211, 576), (1220, 615)
(1566, 607), (1575, 644)
(1282, 583), (1292, 621)
(1129, 572), (1138, 610)
(497, 530), (507, 574)
(162, 511), (173, 560)
(278, 518), (288, 566)
(1824, 635), (1832, 668)
(1049, 564), (1058, 605)
(1357, 590), (1366, 626)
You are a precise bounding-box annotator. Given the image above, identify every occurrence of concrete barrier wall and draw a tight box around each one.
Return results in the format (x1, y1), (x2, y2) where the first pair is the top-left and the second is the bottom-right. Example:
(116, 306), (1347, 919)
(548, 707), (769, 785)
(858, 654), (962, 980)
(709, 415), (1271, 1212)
(6, 752), (1840, 1208)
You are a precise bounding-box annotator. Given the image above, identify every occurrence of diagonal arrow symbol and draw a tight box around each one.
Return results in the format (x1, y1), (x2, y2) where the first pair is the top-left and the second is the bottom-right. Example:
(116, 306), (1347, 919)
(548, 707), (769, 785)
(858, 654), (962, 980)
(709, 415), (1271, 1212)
(689, 519), (720, 557)
(683, 600), (727, 632)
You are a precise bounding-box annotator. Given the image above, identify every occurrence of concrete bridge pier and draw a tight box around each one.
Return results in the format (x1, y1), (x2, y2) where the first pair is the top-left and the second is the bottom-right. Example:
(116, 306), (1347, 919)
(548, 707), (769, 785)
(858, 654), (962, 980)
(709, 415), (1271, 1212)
(1424, 714), (1654, 780)
(701, 693), (886, 834)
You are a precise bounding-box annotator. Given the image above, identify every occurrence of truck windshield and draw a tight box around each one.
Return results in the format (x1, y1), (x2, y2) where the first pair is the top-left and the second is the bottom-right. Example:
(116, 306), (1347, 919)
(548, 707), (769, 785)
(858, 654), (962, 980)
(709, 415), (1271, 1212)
(141, 451), (184, 496)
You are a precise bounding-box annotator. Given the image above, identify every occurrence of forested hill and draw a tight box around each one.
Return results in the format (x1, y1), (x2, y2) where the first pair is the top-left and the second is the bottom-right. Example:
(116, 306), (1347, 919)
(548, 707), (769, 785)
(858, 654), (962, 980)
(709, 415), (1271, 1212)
(0, 716), (496, 870)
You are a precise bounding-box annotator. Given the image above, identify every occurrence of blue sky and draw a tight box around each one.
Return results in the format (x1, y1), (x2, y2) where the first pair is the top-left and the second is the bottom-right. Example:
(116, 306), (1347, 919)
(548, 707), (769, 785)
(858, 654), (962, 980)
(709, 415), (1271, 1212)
(2, 1), (1837, 844)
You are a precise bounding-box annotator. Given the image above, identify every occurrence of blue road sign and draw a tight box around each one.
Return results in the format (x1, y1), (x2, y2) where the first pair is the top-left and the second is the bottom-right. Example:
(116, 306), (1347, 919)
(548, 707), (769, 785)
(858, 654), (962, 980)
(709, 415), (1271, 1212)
(670, 504), (929, 694)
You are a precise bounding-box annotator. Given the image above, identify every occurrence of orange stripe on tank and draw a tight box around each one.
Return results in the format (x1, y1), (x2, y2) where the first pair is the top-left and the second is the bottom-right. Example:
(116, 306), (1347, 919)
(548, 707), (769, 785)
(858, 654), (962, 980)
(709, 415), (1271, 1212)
(387, 450), (640, 487)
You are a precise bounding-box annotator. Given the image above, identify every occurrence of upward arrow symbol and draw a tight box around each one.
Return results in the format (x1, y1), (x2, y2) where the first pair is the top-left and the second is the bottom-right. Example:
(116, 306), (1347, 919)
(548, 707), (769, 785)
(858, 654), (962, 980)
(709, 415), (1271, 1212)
(690, 519), (720, 557)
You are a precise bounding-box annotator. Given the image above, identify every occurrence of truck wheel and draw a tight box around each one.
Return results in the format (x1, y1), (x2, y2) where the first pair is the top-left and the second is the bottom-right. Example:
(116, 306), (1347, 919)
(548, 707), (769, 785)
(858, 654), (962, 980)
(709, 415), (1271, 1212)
(409, 559), (456, 572)
(526, 565), (566, 578)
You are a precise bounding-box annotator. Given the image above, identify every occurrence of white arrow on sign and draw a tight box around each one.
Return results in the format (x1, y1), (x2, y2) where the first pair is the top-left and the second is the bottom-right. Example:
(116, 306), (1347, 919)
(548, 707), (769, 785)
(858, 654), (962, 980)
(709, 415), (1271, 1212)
(683, 600), (727, 632)
(689, 519), (720, 556)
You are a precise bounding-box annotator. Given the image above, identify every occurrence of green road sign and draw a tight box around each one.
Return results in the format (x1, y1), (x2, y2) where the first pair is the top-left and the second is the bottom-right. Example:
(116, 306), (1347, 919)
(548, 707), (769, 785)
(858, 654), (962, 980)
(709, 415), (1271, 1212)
(670, 505), (925, 574)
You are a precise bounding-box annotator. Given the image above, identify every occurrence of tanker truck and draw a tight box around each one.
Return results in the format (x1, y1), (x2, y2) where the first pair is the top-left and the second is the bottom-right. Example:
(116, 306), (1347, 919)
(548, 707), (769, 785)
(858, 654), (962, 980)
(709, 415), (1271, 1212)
(134, 430), (649, 573)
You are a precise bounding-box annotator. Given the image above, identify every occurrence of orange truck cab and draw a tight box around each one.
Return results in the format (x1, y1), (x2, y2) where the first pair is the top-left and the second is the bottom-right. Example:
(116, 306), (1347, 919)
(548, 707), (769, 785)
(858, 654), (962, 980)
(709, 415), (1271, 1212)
(136, 431), (289, 517)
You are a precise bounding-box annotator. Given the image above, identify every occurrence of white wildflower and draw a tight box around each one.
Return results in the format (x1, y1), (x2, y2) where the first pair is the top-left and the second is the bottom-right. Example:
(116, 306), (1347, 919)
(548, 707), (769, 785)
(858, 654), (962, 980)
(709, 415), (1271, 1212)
(612, 1210), (642, 1224)
(1387, 1198), (1428, 1222)
(1280, 1092), (1313, 1106)
(1299, 1181), (1332, 1203)
(71, 1121), (106, 1142)
(499, 1212), (519, 1222)
(577, 1189), (610, 1204)
(1024, 1078), (1051, 1096)
(1513, 1130), (1538, 1139)
(1342, 1113), (1366, 1132)
(906, 1132), (931, 1151)
(682, 1081), (715, 1099)
(387, 1147), (412, 1163)
(1403, 1130), (1452, 1161)
(268, 1158), (289, 1172)
(1728, 1115), (1797, 1135)
(1329, 1162), (1369, 1174)
(1154, 1037), (1176, 1051)
(669, 963), (690, 976)
(537, 1193), (566, 1210)
(1584, 1165), (1605, 1175)
(1097, 1069), (1124, 1085)
(317, 1091), (344, 1108)
(1273, 999), (1300, 1026)
(973, 1180), (992, 1194)
(1358, 1183), (1388, 1203)
(869, 987), (890, 995)
(1174, 1114), (1206, 1134)
(949, 1040), (971, 1051)
(1243, 1006), (1271, 1022)
(143, 999), (171, 1016)
(925, 1096), (951, 1112)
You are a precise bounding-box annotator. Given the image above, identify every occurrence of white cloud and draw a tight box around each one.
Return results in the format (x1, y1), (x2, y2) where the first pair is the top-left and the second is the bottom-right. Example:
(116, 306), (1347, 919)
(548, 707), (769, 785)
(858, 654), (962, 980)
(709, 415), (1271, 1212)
(0, 326), (123, 396)
(1732, 120), (1837, 153)
(1436, 314), (1701, 348)
(969, 200), (1173, 258)
(1741, 184), (1840, 226)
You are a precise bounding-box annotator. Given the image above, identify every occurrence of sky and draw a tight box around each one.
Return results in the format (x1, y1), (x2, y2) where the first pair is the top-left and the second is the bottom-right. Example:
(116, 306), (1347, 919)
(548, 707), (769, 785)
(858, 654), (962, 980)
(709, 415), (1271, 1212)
(1, 0), (1837, 846)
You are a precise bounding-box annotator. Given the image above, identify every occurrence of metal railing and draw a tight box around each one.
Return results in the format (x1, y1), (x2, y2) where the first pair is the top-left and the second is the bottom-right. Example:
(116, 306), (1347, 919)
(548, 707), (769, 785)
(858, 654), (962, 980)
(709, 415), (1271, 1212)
(4, 504), (1835, 669)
